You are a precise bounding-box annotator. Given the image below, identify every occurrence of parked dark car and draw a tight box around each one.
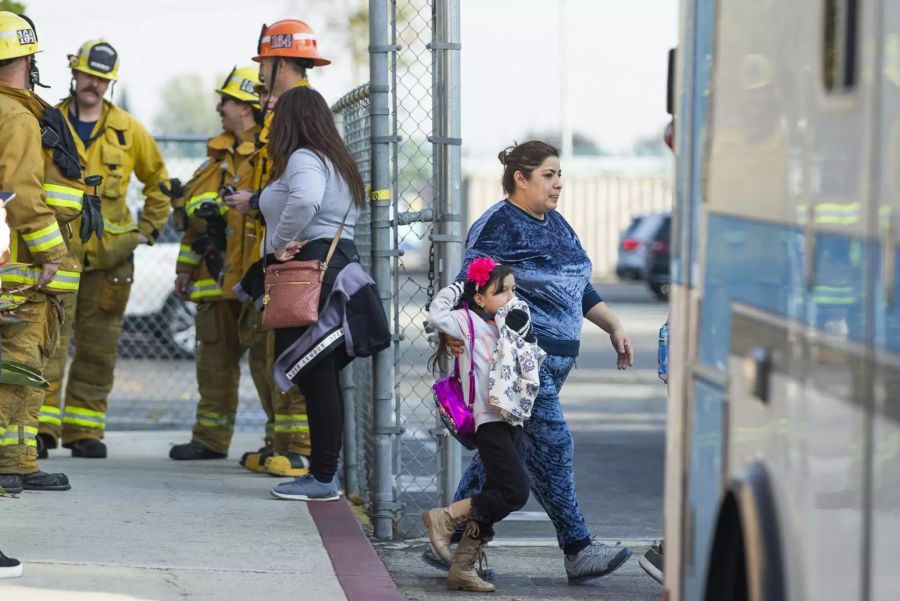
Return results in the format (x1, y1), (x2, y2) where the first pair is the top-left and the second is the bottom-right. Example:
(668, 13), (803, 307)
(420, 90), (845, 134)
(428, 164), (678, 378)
(615, 213), (668, 281)
(645, 213), (671, 300)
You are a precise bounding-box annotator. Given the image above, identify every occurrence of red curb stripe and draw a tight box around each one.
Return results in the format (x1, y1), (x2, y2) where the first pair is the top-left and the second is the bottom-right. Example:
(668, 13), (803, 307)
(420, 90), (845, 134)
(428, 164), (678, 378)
(309, 499), (405, 601)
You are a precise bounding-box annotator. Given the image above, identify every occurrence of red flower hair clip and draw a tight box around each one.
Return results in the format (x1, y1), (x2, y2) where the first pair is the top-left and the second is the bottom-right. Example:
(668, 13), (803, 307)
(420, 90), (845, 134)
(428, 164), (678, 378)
(466, 257), (497, 288)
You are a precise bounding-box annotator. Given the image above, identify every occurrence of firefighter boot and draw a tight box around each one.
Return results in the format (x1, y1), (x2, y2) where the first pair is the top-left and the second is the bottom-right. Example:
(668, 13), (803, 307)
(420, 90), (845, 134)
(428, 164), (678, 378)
(0, 475), (23, 495)
(170, 441), (227, 460)
(423, 498), (473, 564)
(242, 448), (275, 473)
(265, 452), (310, 477)
(22, 471), (70, 491)
(446, 521), (495, 593)
(36, 433), (57, 459)
(67, 439), (107, 458)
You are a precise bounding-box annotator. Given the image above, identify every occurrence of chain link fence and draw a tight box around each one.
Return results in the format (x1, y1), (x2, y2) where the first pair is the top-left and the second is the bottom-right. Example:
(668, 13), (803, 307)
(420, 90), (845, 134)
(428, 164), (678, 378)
(388, 0), (443, 538)
(102, 138), (266, 435)
(332, 86), (374, 500)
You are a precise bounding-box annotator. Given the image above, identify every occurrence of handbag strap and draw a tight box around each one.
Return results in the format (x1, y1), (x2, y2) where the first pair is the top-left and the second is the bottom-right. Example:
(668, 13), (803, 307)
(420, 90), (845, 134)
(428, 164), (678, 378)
(318, 201), (355, 282)
(265, 199), (354, 278)
(462, 306), (476, 409)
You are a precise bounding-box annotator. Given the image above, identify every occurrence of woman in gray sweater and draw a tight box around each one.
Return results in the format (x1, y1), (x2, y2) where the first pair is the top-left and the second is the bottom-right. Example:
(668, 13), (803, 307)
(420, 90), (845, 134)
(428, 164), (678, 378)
(256, 86), (366, 502)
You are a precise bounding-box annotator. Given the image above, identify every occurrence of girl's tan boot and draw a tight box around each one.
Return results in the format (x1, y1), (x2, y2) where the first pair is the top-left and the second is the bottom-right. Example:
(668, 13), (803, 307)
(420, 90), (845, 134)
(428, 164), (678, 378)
(422, 497), (472, 564)
(446, 521), (496, 593)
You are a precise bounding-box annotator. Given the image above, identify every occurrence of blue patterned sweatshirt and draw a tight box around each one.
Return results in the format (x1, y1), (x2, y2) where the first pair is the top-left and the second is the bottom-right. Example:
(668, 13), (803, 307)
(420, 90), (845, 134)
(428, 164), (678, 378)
(457, 200), (603, 356)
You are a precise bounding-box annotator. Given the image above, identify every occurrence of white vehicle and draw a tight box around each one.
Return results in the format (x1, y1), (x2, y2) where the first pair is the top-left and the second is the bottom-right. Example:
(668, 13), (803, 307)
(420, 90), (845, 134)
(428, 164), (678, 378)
(121, 217), (196, 359)
(665, 2), (899, 600)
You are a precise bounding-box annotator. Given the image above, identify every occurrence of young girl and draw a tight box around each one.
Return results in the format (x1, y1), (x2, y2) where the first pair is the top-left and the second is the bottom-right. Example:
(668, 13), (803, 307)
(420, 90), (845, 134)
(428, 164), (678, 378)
(423, 257), (544, 593)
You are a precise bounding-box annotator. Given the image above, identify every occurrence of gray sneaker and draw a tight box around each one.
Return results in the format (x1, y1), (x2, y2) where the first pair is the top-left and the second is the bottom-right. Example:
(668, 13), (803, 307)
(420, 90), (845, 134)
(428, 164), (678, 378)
(564, 541), (632, 583)
(271, 474), (341, 502)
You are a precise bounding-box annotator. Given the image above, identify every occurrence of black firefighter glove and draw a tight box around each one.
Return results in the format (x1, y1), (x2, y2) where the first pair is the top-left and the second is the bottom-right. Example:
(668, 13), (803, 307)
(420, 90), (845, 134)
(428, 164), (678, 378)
(79, 175), (104, 243)
(191, 234), (224, 283)
(160, 178), (187, 230)
(159, 177), (185, 202)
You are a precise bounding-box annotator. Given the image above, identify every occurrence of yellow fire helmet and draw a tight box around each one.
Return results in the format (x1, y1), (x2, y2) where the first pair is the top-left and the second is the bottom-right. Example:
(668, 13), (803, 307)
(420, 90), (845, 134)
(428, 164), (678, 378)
(0, 12), (39, 61)
(215, 65), (261, 109)
(68, 39), (118, 81)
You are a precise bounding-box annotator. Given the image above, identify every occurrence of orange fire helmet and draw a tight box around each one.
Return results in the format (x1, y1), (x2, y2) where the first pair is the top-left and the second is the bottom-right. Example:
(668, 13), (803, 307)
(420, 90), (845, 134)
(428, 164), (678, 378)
(253, 19), (330, 66)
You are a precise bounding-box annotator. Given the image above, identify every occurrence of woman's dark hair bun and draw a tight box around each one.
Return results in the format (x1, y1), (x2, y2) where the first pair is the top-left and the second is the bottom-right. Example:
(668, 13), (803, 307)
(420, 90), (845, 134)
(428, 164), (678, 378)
(498, 140), (560, 195)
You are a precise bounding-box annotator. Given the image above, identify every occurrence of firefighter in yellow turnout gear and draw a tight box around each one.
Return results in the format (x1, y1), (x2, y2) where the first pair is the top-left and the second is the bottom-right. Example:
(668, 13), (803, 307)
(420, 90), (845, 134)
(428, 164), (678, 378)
(222, 19), (330, 476)
(168, 67), (277, 460)
(0, 12), (85, 492)
(38, 39), (170, 459)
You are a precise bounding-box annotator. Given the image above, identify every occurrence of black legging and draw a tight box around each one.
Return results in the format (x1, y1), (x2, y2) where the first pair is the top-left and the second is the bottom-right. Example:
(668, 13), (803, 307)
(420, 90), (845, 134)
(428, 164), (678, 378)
(294, 347), (346, 482)
(270, 238), (359, 482)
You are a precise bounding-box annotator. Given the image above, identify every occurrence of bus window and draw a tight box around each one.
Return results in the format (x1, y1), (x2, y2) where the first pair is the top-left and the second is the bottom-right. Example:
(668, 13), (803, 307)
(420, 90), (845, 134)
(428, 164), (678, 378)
(823, 0), (859, 92)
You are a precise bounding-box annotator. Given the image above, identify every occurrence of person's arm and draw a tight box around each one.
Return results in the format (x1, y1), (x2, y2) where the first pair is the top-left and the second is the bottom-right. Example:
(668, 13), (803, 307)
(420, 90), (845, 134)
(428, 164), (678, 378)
(1, 114), (67, 267)
(271, 150), (326, 253)
(428, 282), (468, 340)
(585, 301), (634, 369)
(132, 120), (171, 244)
(582, 282), (603, 315)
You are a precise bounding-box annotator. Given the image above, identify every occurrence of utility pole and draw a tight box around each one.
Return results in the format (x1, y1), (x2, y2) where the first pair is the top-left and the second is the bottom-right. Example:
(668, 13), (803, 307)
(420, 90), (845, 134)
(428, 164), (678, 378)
(559, 0), (574, 159)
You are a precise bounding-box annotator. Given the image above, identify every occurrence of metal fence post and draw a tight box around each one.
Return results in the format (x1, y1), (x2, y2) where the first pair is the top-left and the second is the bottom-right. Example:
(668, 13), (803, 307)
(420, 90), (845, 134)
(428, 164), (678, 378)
(369, 0), (398, 540)
(431, 0), (464, 506)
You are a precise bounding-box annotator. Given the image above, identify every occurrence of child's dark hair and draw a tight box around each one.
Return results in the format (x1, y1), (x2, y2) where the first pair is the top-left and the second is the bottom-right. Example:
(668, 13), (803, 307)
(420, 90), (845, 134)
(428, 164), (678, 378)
(428, 262), (513, 374)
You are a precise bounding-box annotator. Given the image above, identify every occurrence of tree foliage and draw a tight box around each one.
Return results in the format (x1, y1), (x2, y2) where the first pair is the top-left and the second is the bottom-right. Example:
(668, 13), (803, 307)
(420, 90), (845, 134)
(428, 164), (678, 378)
(152, 74), (221, 137)
(0, 1), (26, 14)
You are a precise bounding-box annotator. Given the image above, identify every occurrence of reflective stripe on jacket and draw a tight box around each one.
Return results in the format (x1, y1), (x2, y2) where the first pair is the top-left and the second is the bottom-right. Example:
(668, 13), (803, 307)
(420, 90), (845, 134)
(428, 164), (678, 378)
(0, 83), (72, 290)
(178, 129), (260, 302)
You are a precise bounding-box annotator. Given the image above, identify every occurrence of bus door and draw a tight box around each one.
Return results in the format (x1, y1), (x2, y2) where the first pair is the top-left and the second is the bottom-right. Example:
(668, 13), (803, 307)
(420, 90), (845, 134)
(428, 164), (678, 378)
(871, 2), (900, 598)
(672, 0), (718, 599)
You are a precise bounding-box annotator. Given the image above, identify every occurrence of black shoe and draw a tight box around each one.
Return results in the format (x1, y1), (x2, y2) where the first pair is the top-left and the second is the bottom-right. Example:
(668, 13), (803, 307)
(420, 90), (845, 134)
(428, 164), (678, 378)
(639, 544), (663, 584)
(36, 433), (56, 459)
(0, 474), (23, 495)
(69, 439), (107, 458)
(22, 471), (70, 491)
(169, 441), (227, 460)
(0, 548), (22, 578)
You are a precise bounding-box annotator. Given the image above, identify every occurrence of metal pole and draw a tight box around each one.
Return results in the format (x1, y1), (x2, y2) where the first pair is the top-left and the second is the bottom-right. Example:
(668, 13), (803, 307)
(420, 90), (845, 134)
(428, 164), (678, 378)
(340, 366), (359, 496)
(432, 0), (463, 506)
(559, 0), (573, 159)
(369, 0), (397, 540)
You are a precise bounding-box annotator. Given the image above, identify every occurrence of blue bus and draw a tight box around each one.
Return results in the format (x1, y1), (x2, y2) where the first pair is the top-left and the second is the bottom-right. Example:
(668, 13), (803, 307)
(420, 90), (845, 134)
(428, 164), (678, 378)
(665, 0), (899, 599)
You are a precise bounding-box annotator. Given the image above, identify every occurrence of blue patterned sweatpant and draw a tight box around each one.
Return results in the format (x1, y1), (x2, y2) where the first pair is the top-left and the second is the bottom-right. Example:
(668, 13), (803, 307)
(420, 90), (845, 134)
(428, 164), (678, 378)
(453, 353), (591, 554)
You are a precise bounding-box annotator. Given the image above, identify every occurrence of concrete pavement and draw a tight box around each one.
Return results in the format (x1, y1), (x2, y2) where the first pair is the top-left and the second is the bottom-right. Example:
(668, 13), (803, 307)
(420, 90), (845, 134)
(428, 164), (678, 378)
(1, 431), (397, 601)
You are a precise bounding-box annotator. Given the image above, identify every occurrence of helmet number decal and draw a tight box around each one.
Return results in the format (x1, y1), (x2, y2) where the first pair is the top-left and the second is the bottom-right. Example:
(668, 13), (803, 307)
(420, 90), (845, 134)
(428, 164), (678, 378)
(239, 79), (256, 94)
(16, 29), (36, 45)
(269, 33), (294, 49)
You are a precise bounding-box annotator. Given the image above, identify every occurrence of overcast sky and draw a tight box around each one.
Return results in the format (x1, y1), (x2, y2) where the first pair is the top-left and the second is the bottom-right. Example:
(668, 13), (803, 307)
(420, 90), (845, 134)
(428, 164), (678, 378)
(24, 0), (677, 155)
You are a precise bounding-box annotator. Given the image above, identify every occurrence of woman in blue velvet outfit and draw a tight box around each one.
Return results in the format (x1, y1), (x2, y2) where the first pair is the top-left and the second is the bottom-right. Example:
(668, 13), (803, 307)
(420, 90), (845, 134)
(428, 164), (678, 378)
(435, 141), (635, 583)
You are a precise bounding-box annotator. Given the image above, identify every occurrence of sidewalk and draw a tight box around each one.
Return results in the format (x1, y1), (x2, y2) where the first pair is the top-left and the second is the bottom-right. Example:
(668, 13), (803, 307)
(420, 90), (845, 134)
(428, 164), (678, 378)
(0, 431), (402, 601)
